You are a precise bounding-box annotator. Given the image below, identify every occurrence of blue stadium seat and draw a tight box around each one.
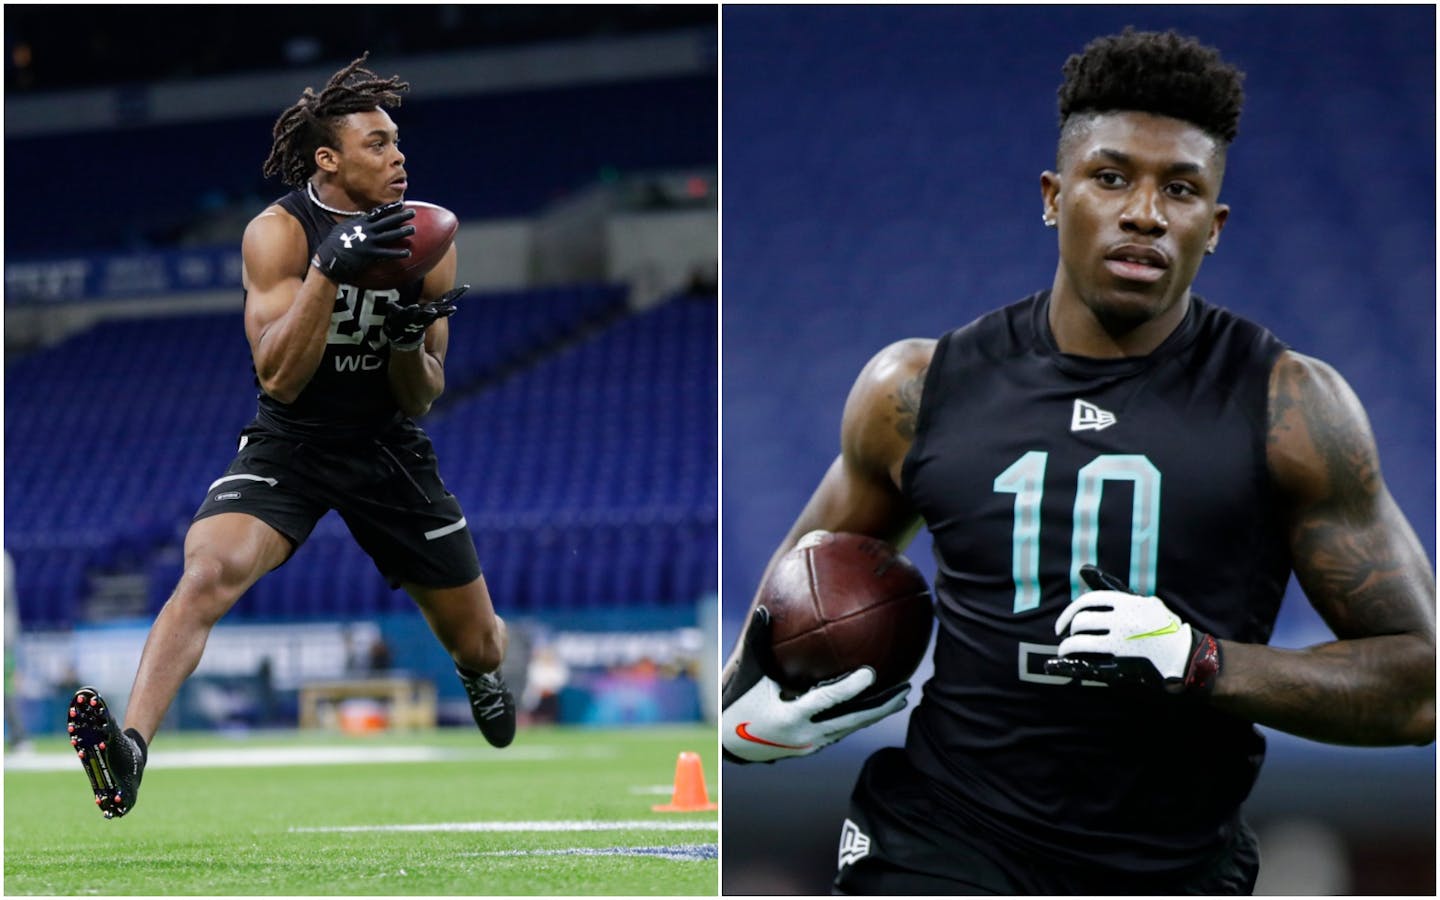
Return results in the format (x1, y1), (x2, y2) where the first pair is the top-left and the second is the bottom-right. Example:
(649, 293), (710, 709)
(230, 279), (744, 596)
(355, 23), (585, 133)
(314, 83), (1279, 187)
(6, 289), (716, 628)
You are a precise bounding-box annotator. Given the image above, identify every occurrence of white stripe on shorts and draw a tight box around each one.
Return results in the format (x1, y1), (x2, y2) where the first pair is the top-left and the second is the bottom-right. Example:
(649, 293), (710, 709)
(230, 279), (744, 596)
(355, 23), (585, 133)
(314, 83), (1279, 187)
(424, 517), (468, 541)
(208, 473), (279, 491)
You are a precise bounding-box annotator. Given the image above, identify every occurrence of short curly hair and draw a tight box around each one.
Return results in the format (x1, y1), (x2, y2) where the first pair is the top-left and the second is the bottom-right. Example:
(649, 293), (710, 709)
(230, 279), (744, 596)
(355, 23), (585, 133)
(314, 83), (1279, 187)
(1057, 28), (1245, 148)
(262, 52), (409, 189)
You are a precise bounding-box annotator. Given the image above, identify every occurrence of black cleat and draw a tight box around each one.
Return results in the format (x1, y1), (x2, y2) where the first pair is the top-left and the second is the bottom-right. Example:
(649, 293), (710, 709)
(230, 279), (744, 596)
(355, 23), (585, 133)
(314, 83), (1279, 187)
(68, 687), (144, 819)
(456, 667), (516, 748)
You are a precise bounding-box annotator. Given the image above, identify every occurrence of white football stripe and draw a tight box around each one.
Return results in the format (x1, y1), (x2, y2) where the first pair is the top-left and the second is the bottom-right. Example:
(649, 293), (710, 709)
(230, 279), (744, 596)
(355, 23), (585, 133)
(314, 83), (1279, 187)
(466, 843), (717, 861)
(289, 820), (716, 834)
(4, 744), (612, 772)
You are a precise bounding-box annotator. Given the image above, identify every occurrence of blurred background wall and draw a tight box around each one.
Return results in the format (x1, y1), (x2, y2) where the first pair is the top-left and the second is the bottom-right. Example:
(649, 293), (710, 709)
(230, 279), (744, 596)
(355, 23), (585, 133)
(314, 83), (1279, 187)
(721, 6), (1434, 895)
(5, 6), (717, 743)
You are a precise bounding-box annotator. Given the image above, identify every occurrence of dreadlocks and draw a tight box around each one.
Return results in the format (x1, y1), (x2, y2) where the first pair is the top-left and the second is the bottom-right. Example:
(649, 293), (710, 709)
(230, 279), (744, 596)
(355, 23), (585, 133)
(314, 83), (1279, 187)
(1057, 28), (1245, 157)
(262, 52), (410, 189)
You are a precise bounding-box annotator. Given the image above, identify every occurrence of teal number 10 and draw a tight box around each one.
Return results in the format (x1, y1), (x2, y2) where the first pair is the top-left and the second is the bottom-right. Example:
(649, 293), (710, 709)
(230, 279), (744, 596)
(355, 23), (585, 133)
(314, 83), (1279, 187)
(993, 451), (1161, 612)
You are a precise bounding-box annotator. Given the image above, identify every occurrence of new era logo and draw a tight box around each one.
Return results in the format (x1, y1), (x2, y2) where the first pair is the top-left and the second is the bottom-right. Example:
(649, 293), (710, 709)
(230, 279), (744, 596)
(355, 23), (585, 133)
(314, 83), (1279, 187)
(837, 818), (872, 868)
(1071, 399), (1117, 432)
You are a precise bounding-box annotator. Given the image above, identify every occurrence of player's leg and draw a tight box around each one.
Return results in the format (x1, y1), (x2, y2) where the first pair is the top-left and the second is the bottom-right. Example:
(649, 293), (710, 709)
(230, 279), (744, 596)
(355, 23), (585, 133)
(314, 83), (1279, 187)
(124, 512), (293, 740)
(334, 422), (517, 746)
(406, 575), (508, 674)
(406, 576), (517, 748)
(72, 425), (323, 819)
(70, 512), (292, 818)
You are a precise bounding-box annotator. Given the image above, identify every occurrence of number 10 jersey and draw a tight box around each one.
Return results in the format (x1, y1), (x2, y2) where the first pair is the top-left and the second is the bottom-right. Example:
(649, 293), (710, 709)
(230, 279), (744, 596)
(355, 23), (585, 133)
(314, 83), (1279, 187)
(899, 291), (1291, 874)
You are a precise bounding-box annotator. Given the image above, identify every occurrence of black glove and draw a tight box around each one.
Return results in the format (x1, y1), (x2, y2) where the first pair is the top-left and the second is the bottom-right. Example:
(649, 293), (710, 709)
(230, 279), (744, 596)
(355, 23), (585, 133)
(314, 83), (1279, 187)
(311, 201), (416, 284)
(1043, 565), (1222, 695)
(384, 285), (467, 351)
(721, 607), (778, 713)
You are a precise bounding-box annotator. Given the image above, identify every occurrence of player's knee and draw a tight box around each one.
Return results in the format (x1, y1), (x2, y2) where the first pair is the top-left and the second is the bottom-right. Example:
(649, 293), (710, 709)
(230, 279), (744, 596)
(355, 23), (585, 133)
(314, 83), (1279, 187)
(171, 554), (243, 624)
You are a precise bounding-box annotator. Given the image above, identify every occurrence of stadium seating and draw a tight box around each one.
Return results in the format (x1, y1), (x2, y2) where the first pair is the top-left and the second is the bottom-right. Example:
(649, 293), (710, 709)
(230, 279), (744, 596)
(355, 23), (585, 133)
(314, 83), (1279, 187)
(5, 76), (717, 257)
(5, 286), (715, 629)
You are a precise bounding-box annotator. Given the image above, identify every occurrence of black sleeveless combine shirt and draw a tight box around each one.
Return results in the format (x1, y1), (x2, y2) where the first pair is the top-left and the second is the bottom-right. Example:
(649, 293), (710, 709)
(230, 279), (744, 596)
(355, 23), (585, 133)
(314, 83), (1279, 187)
(249, 191), (425, 441)
(899, 291), (1292, 873)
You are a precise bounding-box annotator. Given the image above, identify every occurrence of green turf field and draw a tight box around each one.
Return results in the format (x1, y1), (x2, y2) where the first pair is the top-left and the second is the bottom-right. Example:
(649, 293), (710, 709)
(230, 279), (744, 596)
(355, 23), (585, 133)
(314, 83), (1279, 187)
(4, 724), (718, 895)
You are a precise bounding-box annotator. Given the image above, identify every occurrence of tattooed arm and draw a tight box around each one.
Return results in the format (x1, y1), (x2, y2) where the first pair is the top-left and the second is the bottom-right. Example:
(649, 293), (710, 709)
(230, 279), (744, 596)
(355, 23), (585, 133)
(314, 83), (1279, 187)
(1209, 351), (1435, 745)
(724, 339), (934, 671)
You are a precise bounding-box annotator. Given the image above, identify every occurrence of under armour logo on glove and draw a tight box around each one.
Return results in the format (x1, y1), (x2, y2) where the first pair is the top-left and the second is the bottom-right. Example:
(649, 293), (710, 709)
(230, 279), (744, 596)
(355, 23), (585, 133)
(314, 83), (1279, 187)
(338, 226), (366, 249)
(311, 202), (415, 284)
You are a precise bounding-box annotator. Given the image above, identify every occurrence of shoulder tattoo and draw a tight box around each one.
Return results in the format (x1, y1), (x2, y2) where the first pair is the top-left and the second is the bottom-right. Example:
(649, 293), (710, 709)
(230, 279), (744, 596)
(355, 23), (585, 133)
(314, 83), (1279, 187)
(1271, 356), (1409, 631)
(1269, 356), (1381, 510)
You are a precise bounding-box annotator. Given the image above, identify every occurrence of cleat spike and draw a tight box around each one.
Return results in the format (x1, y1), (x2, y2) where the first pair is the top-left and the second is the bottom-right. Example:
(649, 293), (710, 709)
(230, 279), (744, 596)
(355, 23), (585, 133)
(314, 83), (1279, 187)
(68, 723), (75, 733)
(96, 796), (103, 805)
(89, 699), (98, 707)
(69, 708), (77, 718)
(77, 749), (85, 758)
(98, 742), (106, 751)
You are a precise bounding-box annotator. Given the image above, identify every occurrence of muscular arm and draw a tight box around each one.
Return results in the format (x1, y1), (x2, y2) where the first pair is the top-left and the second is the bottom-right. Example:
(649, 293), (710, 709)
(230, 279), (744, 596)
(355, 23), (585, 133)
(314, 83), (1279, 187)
(1209, 351), (1436, 745)
(386, 243), (456, 418)
(724, 338), (934, 672)
(242, 208), (344, 404)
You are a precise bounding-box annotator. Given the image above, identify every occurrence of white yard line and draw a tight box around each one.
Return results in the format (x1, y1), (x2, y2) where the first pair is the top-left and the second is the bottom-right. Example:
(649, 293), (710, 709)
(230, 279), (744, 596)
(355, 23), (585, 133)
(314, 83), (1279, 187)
(467, 843), (718, 861)
(5, 744), (612, 772)
(289, 820), (716, 834)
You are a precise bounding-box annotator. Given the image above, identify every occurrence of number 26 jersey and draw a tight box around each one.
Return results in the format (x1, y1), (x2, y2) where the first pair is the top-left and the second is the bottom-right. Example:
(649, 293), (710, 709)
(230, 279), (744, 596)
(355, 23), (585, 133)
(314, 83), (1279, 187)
(251, 190), (427, 441)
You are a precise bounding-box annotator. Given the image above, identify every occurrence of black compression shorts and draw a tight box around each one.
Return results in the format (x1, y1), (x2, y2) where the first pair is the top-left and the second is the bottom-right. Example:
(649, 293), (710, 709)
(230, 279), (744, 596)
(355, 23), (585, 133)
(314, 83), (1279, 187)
(193, 419), (481, 590)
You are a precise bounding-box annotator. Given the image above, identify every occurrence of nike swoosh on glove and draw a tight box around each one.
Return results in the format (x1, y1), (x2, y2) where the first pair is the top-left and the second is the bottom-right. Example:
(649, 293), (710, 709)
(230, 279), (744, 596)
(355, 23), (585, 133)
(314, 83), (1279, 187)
(1043, 565), (1222, 695)
(721, 608), (909, 763)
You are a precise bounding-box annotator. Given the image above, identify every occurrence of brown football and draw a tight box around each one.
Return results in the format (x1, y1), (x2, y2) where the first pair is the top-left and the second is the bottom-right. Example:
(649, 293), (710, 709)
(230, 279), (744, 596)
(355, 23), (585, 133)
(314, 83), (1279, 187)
(357, 201), (458, 290)
(761, 530), (934, 695)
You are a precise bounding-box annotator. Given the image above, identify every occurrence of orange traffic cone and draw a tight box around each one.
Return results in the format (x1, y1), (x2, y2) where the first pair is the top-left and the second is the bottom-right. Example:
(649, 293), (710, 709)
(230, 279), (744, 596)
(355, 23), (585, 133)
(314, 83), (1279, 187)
(651, 751), (718, 812)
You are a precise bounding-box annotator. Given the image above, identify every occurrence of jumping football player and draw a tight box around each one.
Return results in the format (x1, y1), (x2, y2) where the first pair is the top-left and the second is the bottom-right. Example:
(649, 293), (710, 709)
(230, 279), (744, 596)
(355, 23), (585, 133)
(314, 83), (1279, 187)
(69, 54), (516, 819)
(722, 29), (1435, 893)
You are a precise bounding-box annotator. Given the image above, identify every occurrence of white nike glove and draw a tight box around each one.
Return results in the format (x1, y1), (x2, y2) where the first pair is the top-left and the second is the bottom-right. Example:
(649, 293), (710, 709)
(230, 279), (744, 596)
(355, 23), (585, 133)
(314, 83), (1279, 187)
(721, 608), (910, 763)
(1044, 565), (1221, 695)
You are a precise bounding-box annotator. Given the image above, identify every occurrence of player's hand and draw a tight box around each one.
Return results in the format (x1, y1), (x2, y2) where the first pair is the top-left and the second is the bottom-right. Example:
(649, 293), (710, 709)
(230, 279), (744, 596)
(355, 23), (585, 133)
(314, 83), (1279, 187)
(384, 285), (467, 351)
(311, 201), (417, 284)
(1044, 565), (1221, 695)
(721, 608), (909, 763)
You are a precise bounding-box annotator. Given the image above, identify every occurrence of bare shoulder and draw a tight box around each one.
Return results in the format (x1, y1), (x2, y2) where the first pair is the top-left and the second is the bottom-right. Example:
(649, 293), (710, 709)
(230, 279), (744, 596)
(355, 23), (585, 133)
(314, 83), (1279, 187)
(241, 204), (308, 289)
(242, 204), (304, 249)
(841, 338), (938, 481)
(1266, 349), (1380, 509)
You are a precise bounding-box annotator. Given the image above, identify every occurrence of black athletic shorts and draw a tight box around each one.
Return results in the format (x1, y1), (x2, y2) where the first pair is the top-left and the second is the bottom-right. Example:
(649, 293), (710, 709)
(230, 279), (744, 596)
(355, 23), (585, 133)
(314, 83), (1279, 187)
(833, 747), (1259, 896)
(194, 418), (481, 589)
